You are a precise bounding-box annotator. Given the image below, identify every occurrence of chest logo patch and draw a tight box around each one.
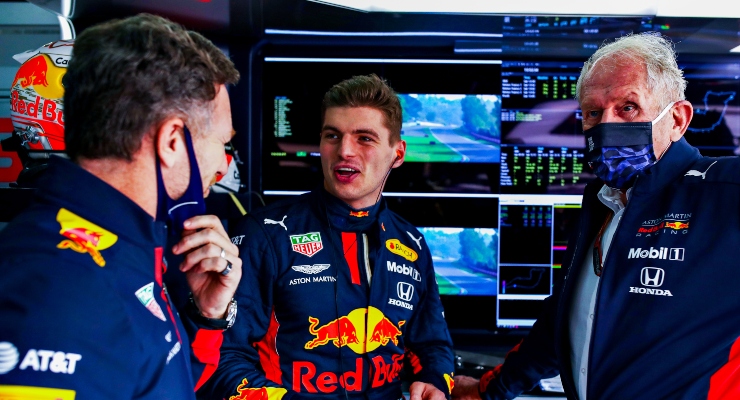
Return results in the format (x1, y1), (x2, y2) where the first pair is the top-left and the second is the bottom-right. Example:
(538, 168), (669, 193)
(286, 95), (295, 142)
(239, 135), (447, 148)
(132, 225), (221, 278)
(304, 306), (405, 354)
(264, 215), (288, 231)
(135, 282), (167, 321)
(386, 239), (418, 262)
(292, 264), (330, 274)
(56, 208), (118, 267)
(290, 232), (323, 257)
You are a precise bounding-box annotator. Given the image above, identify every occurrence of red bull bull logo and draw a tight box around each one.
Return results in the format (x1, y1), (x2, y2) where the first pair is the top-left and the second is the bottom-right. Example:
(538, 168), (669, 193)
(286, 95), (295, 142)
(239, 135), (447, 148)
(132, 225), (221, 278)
(229, 378), (287, 400)
(305, 307), (404, 355)
(385, 239), (418, 262)
(56, 208), (118, 267)
(12, 54), (49, 89)
(305, 316), (359, 349)
(369, 318), (404, 346)
(349, 210), (369, 218)
(665, 221), (689, 230)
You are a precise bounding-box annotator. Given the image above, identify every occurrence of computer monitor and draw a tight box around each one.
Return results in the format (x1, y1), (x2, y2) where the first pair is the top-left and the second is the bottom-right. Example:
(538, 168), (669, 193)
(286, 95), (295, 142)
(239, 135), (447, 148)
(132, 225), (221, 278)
(259, 47), (740, 332)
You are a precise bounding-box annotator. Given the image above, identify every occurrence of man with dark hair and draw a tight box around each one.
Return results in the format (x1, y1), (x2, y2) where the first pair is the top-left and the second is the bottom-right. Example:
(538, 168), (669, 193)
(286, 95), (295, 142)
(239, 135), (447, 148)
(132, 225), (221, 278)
(453, 32), (740, 400)
(198, 74), (455, 399)
(0, 14), (242, 398)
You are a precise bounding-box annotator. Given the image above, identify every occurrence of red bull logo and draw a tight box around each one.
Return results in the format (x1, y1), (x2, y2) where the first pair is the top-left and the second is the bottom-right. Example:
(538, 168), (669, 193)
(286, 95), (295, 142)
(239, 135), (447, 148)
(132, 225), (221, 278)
(12, 54), (49, 89)
(305, 307), (404, 355)
(229, 378), (287, 400)
(665, 221), (689, 230)
(292, 355), (404, 393)
(56, 208), (118, 267)
(637, 221), (664, 234)
(10, 50), (68, 151)
(386, 239), (418, 262)
(369, 318), (404, 346)
(305, 316), (359, 349)
(349, 210), (369, 218)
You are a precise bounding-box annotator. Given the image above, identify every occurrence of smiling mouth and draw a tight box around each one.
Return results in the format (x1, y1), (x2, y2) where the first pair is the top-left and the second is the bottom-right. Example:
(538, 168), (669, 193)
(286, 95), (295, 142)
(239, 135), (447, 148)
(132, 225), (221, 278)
(334, 166), (360, 182)
(336, 167), (358, 176)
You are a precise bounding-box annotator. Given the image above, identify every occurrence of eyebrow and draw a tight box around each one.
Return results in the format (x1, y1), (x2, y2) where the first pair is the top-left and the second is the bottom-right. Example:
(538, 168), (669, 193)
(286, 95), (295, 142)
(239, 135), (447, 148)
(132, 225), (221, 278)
(321, 125), (380, 139)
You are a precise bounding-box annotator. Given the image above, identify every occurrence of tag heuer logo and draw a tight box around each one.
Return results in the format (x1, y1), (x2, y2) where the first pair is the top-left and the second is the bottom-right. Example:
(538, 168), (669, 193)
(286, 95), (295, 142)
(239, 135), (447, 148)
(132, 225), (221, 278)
(290, 232), (323, 257)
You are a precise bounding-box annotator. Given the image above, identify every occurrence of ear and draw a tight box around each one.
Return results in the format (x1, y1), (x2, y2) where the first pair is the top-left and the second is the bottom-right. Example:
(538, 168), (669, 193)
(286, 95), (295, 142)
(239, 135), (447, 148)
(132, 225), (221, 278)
(392, 140), (407, 168)
(669, 100), (693, 141)
(155, 117), (187, 168)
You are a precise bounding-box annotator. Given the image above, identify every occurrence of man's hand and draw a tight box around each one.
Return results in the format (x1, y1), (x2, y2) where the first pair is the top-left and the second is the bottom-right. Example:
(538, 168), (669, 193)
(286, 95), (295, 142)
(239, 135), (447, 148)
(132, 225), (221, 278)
(452, 375), (482, 400)
(409, 382), (447, 400)
(172, 215), (241, 319)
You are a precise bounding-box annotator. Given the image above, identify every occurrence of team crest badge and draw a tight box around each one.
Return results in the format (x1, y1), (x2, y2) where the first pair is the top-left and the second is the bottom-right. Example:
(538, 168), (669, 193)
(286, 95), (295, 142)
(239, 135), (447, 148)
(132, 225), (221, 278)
(135, 282), (167, 321)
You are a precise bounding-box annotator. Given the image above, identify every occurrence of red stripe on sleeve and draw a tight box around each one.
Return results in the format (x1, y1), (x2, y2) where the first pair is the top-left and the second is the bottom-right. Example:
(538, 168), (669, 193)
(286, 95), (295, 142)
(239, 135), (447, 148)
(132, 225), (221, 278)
(192, 329), (224, 391)
(255, 308), (283, 384)
(341, 232), (361, 285)
(708, 336), (740, 400)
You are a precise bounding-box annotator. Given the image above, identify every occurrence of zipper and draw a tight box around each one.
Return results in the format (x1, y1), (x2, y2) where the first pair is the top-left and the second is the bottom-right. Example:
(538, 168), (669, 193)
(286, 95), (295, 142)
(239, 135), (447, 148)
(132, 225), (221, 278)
(557, 209), (583, 397)
(363, 233), (372, 286)
(584, 176), (638, 398)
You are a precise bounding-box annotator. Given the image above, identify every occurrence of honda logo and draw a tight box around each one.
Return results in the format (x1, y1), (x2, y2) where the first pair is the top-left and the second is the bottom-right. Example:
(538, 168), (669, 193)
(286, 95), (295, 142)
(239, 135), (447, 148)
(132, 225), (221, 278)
(641, 267), (665, 287)
(397, 282), (414, 302)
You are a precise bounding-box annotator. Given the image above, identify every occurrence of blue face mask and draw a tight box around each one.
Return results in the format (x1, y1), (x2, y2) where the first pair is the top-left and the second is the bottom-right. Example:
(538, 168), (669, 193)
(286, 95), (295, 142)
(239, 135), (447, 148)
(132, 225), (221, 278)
(156, 126), (206, 237)
(585, 102), (675, 189)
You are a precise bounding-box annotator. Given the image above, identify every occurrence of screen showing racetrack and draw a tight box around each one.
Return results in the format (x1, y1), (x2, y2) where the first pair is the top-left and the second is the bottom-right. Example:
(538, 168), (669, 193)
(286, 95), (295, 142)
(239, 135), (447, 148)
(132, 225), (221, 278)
(680, 60), (740, 157)
(420, 227), (498, 296)
(399, 94), (501, 163)
(262, 57), (502, 194)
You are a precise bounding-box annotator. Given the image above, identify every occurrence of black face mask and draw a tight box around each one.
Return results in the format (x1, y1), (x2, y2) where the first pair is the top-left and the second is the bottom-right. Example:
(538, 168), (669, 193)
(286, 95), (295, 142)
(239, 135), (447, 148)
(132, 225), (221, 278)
(583, 102), (674, 189)
(156, 126), (206, 237)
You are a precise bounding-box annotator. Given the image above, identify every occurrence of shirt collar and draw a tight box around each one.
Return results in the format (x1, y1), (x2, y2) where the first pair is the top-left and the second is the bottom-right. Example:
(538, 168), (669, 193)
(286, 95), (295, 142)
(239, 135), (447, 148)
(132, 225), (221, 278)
(319, 187), (381, 232)
(597, 185), (632, 214)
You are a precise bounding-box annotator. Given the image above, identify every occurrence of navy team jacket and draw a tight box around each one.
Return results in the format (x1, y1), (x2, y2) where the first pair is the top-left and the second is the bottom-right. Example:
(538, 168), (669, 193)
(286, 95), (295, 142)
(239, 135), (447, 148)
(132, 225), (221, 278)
(481, 137), (740, 399)
(0, 157), (214, 399)
(197, 188), (455, 399)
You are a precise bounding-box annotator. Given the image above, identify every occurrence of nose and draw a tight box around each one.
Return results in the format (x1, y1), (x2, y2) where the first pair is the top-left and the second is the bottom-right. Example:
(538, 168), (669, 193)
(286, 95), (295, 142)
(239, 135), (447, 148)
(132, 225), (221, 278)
(337, 135), (357, 159)
(215, 153), (230, 181)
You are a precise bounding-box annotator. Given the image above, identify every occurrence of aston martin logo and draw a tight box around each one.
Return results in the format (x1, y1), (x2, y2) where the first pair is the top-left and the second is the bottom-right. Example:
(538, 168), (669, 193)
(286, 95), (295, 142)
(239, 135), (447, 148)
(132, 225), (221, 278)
(292, 264), (331, 274)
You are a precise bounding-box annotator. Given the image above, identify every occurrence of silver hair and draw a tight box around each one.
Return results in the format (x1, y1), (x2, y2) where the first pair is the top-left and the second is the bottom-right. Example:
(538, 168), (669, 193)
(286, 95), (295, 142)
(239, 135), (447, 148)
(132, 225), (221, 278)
(575, 32), (687, 109)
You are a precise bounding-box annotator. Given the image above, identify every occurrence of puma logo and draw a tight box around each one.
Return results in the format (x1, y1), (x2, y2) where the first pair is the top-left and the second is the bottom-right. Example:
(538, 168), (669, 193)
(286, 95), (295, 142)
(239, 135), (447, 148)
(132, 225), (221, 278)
(407, 231), (423, 250)
(264, 215), (287, 231)
(685, 161), (717, 180)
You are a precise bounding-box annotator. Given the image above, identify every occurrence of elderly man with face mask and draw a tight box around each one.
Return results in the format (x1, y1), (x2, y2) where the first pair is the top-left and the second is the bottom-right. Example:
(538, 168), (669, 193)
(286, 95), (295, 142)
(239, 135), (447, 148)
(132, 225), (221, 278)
(453, 32), (740, 400)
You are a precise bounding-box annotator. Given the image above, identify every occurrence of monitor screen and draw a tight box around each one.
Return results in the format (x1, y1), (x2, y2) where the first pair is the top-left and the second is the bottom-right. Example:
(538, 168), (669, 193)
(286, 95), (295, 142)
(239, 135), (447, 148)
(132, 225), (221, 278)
(399, 94), (501, 164)
(420, 227), (498, 296)
(259, 51), (740, 331)
(262, 57), (502, 194)
(680, 60), (740, 157)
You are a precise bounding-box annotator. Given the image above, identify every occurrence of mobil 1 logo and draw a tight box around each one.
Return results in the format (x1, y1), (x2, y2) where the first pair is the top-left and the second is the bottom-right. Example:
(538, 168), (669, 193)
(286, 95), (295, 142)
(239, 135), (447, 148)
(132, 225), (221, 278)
(627, 247), (684, 261)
